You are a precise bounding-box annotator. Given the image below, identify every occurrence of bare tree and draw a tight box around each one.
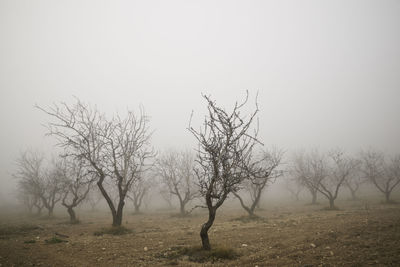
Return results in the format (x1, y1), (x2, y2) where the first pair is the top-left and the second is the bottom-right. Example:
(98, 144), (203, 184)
(317, 150), (356, 209)
(156, 150), (198, 215)
(39, 158), (67, 216)
(344, 162), (364, 201)
(38, 99), (154, 226)
(86, 187), (103, 211)
(61, 158), (95, 223)
(233, 148), (283, 217)
(15, 185), (43, 215)
(291, 150), (323, 205)
(14, 151), (44, 214)
(14, 151), (64, 216)
(284, 176), (303, 201)
(188, 92), (259, 250)
(159, 187), (174, 210)
(127, 177), (151, 214)
(361, 150), (400, 203)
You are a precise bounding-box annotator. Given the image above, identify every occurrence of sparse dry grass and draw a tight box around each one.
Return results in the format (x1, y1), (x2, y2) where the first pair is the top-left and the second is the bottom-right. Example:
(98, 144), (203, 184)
(0, 200), (399, 266)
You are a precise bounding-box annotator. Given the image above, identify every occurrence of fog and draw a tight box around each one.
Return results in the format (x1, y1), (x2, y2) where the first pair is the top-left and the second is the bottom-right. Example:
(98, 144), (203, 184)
(1, 0), (400, 201)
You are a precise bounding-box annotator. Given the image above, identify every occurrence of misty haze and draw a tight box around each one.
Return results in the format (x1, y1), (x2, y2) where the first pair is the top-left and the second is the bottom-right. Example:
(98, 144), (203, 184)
(1, 1), (400, 266)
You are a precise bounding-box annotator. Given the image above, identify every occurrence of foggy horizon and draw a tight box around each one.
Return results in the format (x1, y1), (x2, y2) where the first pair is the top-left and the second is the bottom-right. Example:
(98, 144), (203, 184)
(1, 0), (400, 200)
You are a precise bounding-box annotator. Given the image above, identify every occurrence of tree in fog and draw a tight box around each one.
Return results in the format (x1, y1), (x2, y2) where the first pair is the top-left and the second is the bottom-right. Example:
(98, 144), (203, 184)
(189, 92), (259, 250)
(284, 176), (303, 201)
(38, 99), (154, 226)
(127, 176), (151, 214)
(39, 158), (67, 216)
(61, 158), (95, 223)
(361, 150), (400, 203)
(233, 148), (283, 217)
(16, 184), (43, 215)
(344, 162), (364, 201)
(292, 150), (323, 204)
(14, 151), (65, 216)
(14, 151), (44, 215)
(86, 187), (103, 211)
(159, 188), (174, 209)
(156, 150), (198, 215)
(317, 150), (357, 209)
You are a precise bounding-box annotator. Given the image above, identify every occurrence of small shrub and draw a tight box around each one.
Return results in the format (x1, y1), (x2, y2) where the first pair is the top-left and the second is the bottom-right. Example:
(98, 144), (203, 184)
(24, 240), (36, 244)
(232, 215), (267, 223)
(45, 237), (67, 244)
(158, 245), (239, 263)
(94, 226), (132, 236)
(322, 206), (340, 211)
(0, 224), (39, 237)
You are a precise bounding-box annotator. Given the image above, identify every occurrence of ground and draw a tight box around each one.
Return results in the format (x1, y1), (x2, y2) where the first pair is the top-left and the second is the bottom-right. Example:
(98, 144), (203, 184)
(1, 200), (400, 266)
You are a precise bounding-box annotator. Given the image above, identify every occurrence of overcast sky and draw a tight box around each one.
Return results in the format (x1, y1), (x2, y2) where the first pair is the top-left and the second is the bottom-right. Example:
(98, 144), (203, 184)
(1, 0), (399, 200)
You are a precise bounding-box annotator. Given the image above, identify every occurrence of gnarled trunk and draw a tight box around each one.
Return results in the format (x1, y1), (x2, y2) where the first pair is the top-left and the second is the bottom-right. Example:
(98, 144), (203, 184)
(385, 191), (391, 203)
(329, 198), (335, 209)
(179, 201), (186, 215)
(311, 192), (317, 204)
(200, 208), (216, 250)
(113, 199), (125, 226)
(67, 207), (77, 223)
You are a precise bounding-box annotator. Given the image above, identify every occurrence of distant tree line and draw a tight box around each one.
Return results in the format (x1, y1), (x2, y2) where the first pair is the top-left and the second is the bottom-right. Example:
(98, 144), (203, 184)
(13, 93), (400, 251)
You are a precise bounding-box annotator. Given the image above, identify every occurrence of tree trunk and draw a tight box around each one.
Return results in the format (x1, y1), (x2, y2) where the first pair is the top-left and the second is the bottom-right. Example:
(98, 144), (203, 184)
(385, 191), (391, 203)
(248, 208), (255, 217)
(48, 207), (54, 217)
(179, 201), (186, 215)
(311, 192), (317, 205)
(329, 198), (335, 209)
(233, 192), (253, 217)
(113, 200), (125, 226)
(67, 207), (77, 223)
(350, 189), (357, 201)
(134, 204), (140, 214)
(200, 208), (216, 250)
(36, 206), (42, 215)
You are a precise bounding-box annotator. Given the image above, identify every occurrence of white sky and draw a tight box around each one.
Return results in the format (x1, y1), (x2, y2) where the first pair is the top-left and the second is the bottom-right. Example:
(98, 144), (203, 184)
(1, 0), (400, 200)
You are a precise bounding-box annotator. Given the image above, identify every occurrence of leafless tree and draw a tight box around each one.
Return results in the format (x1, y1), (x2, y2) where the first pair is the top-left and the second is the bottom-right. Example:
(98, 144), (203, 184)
(233, 148), (283, 217)
(14, 151), (64, 216)
(284, 176), (303, 201)
(38, 99), (154, 226)
(188, 92), (259, 250)
(291, 150), (323, 205)
(344, 162), (364, 201)
(86, 187), (103, 211)
(361, 150), (400, 203)
(159, 187), (174, 210)
(40, 158), (67, 216)
(127, 176), (151, 214)
(61, 158), (95, 223)
(317, 149), (357, 209)
(15, 185), (43, 215)
(14, 151), (44, 214)
(156, 150), (198, 215)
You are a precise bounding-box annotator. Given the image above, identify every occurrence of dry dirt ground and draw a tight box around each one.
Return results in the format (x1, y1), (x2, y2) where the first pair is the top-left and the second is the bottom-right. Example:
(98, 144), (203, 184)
(1, 200), (400, 266)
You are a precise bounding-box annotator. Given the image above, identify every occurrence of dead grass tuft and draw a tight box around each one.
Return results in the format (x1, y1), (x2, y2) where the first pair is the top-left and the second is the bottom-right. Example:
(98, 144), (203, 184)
(45, 237), (67, 244)
(93, 226), (132, 236)
(158, 245), (239, 263)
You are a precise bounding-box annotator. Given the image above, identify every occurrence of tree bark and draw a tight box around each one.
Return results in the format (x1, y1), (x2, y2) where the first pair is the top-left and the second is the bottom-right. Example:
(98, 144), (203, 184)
(329, 198), (335, 209)
(48, 207), (54, 217)
(67, 207), (77, 223)
(350, 189), (357, 201)
(113, 199), (125, 226)
(385, 191), (391, 203)
(200, 208), (216, 250)
(179, 201), (186, 215)
(311, 192), (317, 205)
